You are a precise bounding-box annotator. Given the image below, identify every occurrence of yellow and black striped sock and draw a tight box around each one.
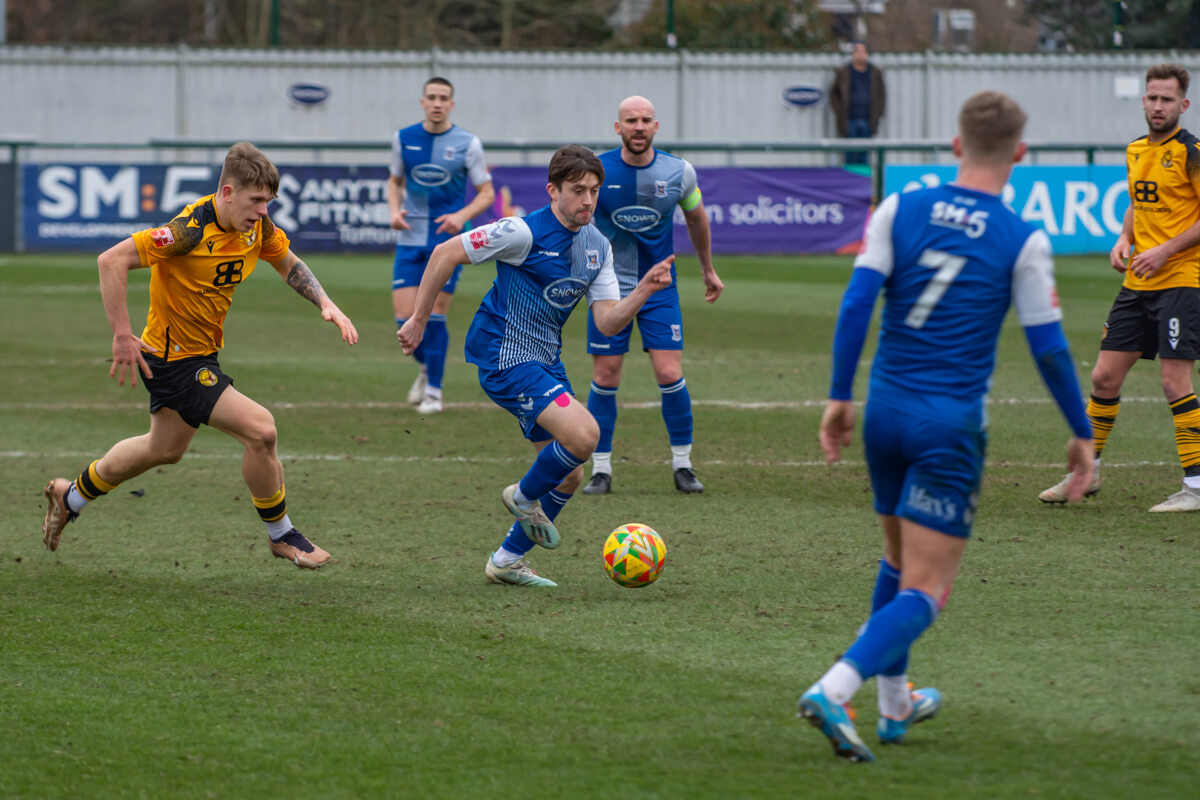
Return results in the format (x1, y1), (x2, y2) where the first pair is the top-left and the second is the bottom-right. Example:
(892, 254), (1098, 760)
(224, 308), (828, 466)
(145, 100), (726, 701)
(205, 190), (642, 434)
(253, 485), (288, 523)
(1088, 394), (1120, 459)
(1169, 394), (1200, 476)
(74, 459), (118, 503)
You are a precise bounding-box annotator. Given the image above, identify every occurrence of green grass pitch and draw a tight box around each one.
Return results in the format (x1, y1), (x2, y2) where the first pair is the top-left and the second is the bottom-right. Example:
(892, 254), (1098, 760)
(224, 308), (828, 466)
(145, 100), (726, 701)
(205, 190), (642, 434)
(1, 251), (1197, 798)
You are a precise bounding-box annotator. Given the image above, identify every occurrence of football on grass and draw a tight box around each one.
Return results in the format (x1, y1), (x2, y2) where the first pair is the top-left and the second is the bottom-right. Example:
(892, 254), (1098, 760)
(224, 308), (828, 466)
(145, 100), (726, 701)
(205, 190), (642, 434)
(603, 523), (667, 588)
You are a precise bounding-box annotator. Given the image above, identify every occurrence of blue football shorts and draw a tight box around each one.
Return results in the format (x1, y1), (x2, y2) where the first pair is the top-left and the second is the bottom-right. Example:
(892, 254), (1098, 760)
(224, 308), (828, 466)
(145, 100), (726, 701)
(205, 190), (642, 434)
(478, 360), (575, 442)
(587, 286), (682, 355)
(862, 403), (987, 538)
(392, 245), (463, 294)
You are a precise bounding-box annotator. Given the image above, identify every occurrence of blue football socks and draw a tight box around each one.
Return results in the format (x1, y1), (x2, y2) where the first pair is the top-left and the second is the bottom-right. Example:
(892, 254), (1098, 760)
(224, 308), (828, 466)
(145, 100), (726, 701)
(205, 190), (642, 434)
(424, 313), (448, 391)
(518, 441), (585, 502)
(842, 589), (938, 681)
(659, 378), (693, 446)
(587, 382), (619, 455)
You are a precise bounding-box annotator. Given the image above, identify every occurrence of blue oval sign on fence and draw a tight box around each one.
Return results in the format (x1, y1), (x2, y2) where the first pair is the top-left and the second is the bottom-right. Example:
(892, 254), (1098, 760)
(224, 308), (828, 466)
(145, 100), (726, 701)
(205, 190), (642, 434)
(782, 85), (823, 107)
(287, 83), (331, 106)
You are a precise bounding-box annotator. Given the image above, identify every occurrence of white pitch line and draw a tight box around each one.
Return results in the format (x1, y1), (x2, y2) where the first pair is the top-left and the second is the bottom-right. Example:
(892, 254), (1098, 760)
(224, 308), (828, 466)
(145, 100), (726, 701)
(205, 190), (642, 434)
(0, 396), (1168, 412)
(0, 449), (1178, 470)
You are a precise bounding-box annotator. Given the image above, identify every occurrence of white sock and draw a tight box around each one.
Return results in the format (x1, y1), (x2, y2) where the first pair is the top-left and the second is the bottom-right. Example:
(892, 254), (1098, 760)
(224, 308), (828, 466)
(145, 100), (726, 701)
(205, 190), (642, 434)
(671, 444), (693, 470)
(1184, 476), (1200, 490)
(813, 661), (863, 706)
(266, 514), (294, 540)
(493, 547), (523, 568)
(65, 483), (90, 514)
(592, 451), (612, 475)
(877, 674), (913, 720)
(512, 485), (533, 508)
(424, 386), (443, 401)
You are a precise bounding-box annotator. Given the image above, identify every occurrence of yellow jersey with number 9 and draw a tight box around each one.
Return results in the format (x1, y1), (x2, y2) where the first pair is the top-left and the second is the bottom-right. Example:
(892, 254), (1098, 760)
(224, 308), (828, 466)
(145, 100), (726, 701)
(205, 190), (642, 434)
(1124, 127), (1200, 291)
(130, 193), (290, 360)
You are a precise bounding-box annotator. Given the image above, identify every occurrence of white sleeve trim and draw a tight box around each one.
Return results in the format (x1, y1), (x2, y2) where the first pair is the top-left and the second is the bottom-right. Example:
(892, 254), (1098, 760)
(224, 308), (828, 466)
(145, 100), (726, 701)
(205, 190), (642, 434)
(853, 193), (898, 277)
(460, 217), (532, 265)
(1012, 229), (1063, 327)
(588, 247), (620, 304)
(466, 136), (492, 187)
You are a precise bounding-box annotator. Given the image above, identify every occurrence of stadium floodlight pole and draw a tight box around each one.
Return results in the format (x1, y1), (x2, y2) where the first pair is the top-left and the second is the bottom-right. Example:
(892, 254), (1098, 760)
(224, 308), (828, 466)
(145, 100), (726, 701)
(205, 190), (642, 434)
(666, 0), (677, 48)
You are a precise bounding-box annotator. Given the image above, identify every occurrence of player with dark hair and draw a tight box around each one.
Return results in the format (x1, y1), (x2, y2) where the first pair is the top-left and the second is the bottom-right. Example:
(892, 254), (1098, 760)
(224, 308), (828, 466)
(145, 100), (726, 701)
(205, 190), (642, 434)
(398, 144), (674, 587)
(40, 142), (358, 568)
(1039, 62), (1200, 511)
(800, 92), (1093, 761)
(388, 76), (495, 414)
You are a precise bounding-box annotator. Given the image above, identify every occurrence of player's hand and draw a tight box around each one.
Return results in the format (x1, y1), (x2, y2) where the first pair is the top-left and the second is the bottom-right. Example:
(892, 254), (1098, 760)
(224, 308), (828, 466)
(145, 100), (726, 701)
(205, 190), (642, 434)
(1108, 235), (1131, 273)
(321, 303), (359, 345)
(1129, 244), (1170, 279)
(434, 211), (466, 235)
(818, 399), (856, 465)
(703, 269), (724, 303)
(397, 318), (425, 355)
(110, 332), (157, 388)
(1061, 436), (1096, 502)
(391, 209), (411, 231)
(640, 255), (675, 292)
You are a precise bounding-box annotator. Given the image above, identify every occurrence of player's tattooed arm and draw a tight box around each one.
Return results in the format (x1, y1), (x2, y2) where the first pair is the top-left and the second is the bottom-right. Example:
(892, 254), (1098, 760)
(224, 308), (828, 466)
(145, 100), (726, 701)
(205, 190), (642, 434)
(285, 258), (330, 308)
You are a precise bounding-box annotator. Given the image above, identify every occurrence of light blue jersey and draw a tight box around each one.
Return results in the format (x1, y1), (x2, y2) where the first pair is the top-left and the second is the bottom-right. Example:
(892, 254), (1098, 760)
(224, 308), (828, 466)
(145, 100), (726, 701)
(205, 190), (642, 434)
(594, 148), (700, 296)
(852, 184), (1061, 429)
(461, 205), (620, 371)
(389, 122), (490, 248)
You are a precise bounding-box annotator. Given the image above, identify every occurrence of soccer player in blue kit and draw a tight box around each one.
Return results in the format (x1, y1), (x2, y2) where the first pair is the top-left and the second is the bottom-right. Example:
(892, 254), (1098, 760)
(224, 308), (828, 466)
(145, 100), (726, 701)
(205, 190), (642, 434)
(799, 91), (1095, 762)
(397, 145), (674, 587)
(388, 77), (495, 414)
(581, 95), (724, 496)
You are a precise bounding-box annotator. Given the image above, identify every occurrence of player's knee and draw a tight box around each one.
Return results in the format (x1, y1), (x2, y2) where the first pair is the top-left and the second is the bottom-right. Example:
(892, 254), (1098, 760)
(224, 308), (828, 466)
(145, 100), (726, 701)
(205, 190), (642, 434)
(1091, 365), (1121, 394)
(565, 417), (600, 459)
(154, 441), (189, 465)
(244, 417), (278, 454)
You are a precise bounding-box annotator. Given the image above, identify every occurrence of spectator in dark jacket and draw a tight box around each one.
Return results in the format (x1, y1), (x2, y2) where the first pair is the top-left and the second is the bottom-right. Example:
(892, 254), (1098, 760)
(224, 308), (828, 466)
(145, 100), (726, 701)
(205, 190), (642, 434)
(829, 42), (886, 165)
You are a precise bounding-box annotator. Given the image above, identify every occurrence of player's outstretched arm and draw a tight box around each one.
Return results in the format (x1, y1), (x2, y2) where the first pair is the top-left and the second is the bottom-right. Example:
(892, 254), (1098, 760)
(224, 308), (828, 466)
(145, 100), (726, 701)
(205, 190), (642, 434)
(269, 250), (358, 345)
(435, 180), (495, 235)
(592, 255), (675, 336)
(683, 204), (723, 303)
(97, 237), (157, 387)
(397, 237), (467, 355)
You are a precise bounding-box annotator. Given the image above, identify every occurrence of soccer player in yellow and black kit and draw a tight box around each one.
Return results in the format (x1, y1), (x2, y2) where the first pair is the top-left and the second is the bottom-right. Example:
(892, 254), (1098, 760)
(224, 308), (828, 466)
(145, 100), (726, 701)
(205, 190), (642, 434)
(1040, 63), (1200, 511)
(40, 142), (359, 566)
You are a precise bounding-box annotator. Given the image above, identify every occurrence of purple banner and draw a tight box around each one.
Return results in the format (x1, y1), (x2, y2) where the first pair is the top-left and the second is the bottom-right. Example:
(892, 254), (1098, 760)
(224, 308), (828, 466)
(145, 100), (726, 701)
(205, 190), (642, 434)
(22, 162), (869, 255)
(489, 166), (871, 255)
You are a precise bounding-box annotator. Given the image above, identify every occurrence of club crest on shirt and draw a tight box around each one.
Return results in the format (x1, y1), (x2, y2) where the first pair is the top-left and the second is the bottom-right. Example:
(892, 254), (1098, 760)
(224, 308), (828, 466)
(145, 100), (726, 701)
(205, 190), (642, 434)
(655, 180), (668, 198)
(1162, 152), (1174, 169)
(195, 368), (219, 387)
(150, 227), (175, 248)
(585, 250), (600, 270)
(444, 145), (456, 161)
(240, 228), (257, 246)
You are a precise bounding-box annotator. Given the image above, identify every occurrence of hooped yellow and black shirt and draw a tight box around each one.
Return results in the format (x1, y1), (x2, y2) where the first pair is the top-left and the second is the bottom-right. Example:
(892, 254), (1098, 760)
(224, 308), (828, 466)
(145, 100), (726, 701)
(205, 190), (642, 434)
(131, 194), (290, 360)
(1124, 127), (1200, 291)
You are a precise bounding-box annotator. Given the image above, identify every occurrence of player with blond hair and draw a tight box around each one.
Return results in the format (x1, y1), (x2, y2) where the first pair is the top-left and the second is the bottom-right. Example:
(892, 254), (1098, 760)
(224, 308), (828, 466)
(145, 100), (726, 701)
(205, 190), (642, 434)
(40, 142), (358, 569)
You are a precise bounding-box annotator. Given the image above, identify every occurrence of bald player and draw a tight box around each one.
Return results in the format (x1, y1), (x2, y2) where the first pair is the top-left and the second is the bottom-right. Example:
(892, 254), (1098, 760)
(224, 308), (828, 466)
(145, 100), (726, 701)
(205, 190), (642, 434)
(581, 95), (724, 497)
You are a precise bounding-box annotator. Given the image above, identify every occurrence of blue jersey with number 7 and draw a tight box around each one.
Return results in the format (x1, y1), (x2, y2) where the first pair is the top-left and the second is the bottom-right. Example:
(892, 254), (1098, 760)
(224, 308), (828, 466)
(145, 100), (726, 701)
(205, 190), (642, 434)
(851, 184), (1062, 421)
